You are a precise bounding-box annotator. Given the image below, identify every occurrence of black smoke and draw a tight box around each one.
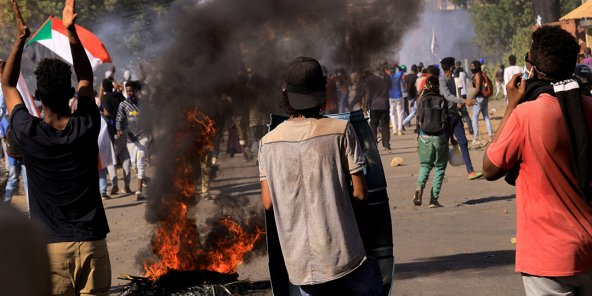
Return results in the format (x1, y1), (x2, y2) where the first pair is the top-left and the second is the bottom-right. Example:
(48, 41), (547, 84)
(140, 0), (423, 273)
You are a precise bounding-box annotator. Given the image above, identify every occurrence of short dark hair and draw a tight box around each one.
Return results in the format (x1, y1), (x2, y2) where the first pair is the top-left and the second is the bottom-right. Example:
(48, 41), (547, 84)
(530, 26), (579, 81)
(427, 65), (440, 77)
(471, 60), (482, 72)
(440, 57), (455, 71)
(102, 79), (114, 93)
(508, 55), (517, 66)
(425, 75), (440, 92)
(34, 58), (74, 116)
(411, 64), (417, 73)
(125, 80), (140, 91)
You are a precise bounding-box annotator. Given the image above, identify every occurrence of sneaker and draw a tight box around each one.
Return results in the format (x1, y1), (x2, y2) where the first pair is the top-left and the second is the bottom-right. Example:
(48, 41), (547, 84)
(392, 130), (398, 135)
(429, 198), (443, 208)
(135, 191), (145, 201)
(468, 171), (483, 180)
(397, 131), (403, 136)
(471, 139), (481, 148)
(101, 193), (111, 200)
(109, 186), (119, 195)
(123, 186), (132, 194)
(413, 188), (423, 206)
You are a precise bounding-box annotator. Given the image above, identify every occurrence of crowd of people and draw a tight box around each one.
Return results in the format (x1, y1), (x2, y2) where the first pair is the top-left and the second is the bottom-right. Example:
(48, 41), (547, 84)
(0, 0), (591, 295)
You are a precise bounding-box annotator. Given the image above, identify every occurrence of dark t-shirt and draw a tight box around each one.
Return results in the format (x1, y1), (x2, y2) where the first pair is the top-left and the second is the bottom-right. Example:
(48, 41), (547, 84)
(101, 92), (124, 138)
(10, 98), (110, 243)
(365, 73), (392, 110)
(404, 73), (418, 99)
(101, 92), (124, 117)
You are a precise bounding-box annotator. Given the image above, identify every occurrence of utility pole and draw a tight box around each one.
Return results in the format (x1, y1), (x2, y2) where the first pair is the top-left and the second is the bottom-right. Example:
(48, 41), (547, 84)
(532, 0), (560, 25)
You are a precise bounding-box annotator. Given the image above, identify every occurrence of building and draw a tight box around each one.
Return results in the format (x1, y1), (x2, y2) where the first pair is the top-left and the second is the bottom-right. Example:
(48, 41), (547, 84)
(558, 0), (592, 50)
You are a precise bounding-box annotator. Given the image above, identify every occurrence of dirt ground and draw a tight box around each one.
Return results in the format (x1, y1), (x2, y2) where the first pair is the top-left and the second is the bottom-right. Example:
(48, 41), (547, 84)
(7, 99), (525, 296)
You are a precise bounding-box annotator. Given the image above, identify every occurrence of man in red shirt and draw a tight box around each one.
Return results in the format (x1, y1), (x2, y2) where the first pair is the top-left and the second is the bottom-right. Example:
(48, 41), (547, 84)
(484, 26), (592, 295)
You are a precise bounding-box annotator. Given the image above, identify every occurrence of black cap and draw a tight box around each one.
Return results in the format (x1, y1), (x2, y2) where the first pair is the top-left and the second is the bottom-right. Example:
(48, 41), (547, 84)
(285, 56), (326, 110)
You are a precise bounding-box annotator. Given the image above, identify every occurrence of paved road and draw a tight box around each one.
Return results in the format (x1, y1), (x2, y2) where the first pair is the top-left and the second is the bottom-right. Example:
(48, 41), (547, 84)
(9, 100), (524, 295)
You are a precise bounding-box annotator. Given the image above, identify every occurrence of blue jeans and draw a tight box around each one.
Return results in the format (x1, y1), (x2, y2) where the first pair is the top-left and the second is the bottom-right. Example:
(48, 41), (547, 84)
(4, 158), (28, 210)
(299, 258), (383, 296)
(403, 100), (417, 126)
(471, 97), (493, 139)
(98, 168), (107, 194)
(450, 115), (474, 173)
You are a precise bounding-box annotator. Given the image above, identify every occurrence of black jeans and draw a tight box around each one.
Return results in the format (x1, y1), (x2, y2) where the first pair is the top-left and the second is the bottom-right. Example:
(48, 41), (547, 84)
(370, 110), (390, 149)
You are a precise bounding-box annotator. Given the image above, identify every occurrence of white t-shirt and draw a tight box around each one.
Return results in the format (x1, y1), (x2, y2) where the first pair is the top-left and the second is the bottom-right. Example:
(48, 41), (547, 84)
(503, 65), (522, 96)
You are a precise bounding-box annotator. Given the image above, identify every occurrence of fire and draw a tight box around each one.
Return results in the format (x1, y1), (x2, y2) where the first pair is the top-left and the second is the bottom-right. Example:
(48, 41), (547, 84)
(143, 109), (265, 280)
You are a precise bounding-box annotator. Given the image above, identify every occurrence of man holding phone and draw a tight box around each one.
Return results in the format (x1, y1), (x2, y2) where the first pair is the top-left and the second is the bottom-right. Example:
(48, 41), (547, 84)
(483, 26), (592, 295)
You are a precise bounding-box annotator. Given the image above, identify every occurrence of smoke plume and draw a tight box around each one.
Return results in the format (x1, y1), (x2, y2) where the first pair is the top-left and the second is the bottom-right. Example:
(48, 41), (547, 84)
(138, 0), (423, 274)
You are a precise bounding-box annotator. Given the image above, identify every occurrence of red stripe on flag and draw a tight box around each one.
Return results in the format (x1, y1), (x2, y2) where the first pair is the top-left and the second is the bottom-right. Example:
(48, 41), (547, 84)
(50, 17), (112, 63)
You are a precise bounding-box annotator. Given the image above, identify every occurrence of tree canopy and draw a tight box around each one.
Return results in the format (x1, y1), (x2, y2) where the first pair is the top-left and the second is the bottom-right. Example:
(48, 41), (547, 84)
(0, 0), (173, 58)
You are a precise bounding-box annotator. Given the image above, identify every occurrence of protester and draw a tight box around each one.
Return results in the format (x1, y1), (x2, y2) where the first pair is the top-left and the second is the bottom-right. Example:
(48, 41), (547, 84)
(388, 63), (405, 136)
(484, 26), (592, 295)
(365, 66), (393, 150)
(583, 47), (592, 69)
(495, 64), (504, 98)
(348, 71), (365, 111)
(116, 81), (148, 200)
(101, 78), (131, 195)
(503, 55), (522, 101)
(402, 65), (419, 129)
(259, 56), (382, 295)
(1, 1), (111, 295)
(336, 68), (350, 113)
(2, 118), (28, 208)
(440, 57), (482, 180)
(454, 61), (473, 135)
(413, 75), (456, 208)
(470, 60), (493, 147)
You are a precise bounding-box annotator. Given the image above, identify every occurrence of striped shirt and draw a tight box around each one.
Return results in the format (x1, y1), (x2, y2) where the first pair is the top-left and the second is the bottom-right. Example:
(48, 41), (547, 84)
(115, 99), (144, 143)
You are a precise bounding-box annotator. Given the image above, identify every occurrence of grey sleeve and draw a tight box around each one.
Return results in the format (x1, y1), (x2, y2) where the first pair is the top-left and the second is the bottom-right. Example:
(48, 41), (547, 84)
(343, 123), (366, 174)
(439, 76), (464, 104)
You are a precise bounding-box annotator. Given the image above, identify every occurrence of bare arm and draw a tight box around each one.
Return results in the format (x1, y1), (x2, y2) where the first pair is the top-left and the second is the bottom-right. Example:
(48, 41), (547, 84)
(483, 74), (525, 180)
(63, 0), (93, 98)
(261, 180), (272, 210)
(351, 171), (367, 201)
(1, 0), (30, 115)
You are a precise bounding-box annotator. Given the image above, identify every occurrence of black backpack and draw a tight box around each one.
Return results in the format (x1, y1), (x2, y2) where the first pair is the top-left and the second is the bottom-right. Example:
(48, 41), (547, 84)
(417, 92), (448, 135)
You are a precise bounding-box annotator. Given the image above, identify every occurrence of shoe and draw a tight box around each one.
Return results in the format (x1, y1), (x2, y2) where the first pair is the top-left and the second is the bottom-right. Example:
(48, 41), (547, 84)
(402, 126), (406, 132)
(109, 186), (119, 195)
(397, 131), (403, 136)
(123, 186), (132, 194)
(468, 171), (483, 180)
(385, 146), (391, 151)
(429, 198), (443, 208)
(471, 139), (480, 148)
(413, 188), (423, 206)
(135, 191), (145, 201)
(392, 130), (397, 135)
(101, 193), (111, 200)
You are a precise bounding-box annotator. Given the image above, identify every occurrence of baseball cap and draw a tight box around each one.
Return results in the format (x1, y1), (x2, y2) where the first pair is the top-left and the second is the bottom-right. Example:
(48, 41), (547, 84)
(285, 56), (326, 110)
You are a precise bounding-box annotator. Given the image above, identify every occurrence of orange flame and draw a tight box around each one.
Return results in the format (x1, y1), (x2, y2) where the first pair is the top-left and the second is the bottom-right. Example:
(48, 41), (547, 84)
(143, 109), (264, 280)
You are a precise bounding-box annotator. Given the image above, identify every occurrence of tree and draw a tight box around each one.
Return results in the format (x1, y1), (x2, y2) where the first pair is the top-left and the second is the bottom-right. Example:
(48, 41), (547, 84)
(469, 0), (532, 58)
(468, 0), (582, 60)
(0, 0), (173, 58)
